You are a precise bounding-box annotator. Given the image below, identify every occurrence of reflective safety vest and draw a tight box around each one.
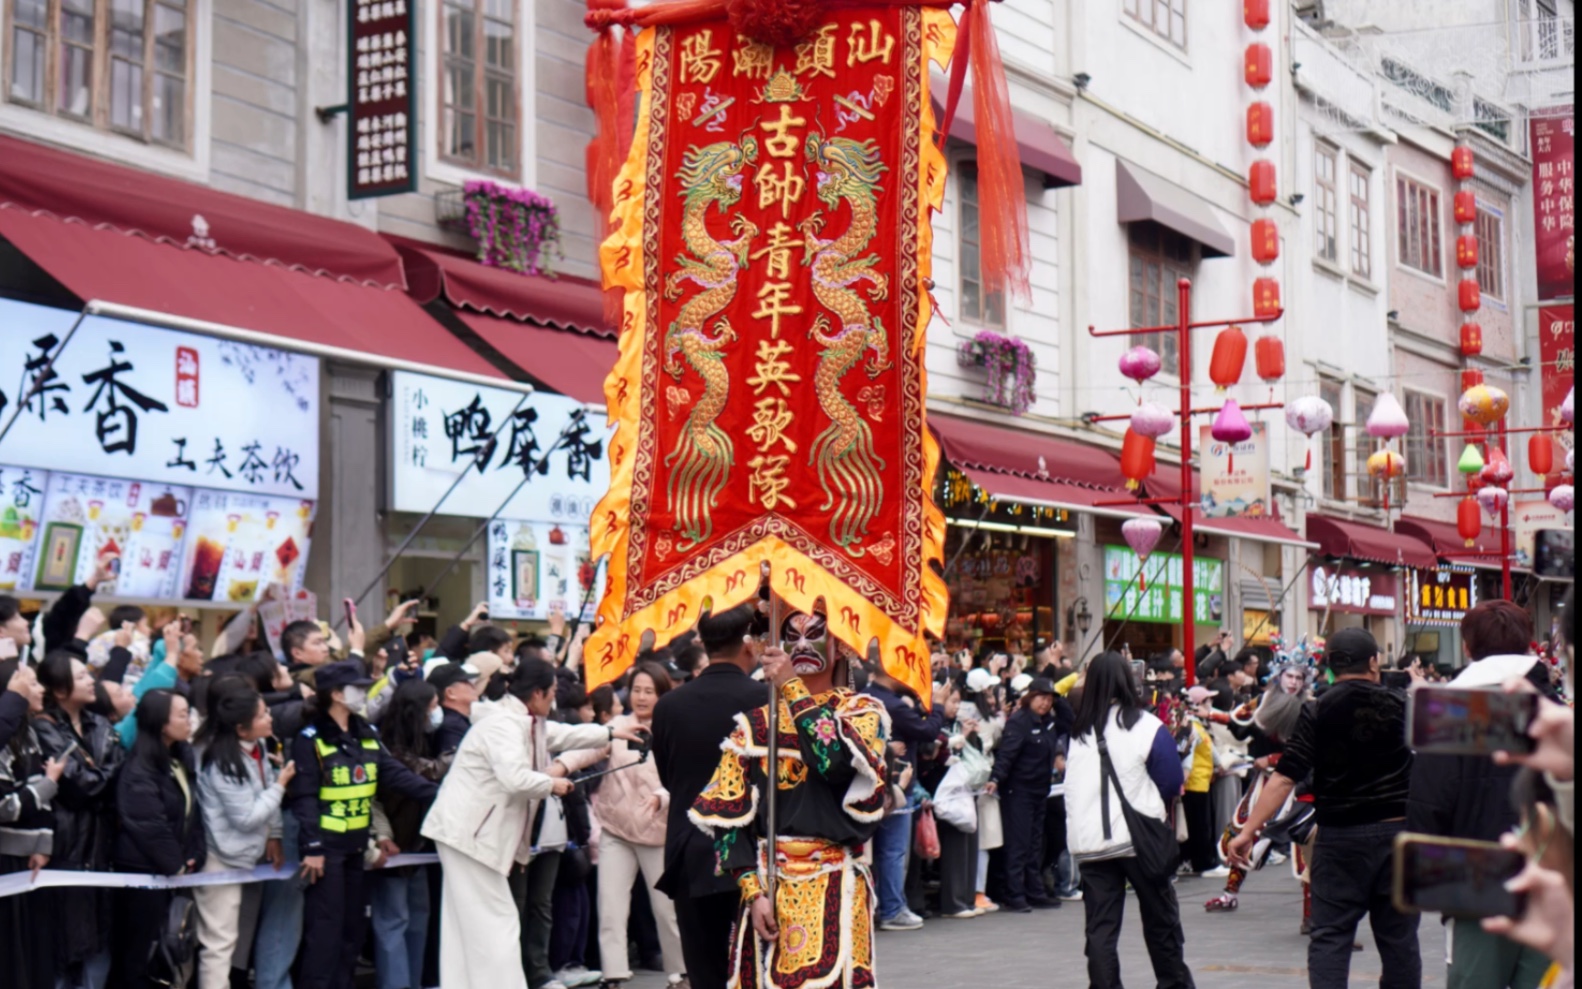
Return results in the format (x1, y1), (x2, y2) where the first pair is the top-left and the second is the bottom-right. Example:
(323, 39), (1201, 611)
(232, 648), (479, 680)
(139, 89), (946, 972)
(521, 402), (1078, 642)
(314, 736), (380, 834)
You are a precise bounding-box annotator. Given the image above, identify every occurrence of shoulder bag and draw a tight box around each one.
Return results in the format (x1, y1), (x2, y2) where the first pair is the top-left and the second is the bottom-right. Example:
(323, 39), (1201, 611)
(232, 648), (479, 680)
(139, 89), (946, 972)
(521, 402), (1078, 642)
(1095, 724), (1179, 881)
(149, 891), (198, 987)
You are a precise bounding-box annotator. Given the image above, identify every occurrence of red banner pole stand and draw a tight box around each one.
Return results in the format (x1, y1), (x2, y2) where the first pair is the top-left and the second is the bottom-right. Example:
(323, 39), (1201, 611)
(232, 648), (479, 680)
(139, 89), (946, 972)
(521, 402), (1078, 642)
(1089, 278), (1282, 687)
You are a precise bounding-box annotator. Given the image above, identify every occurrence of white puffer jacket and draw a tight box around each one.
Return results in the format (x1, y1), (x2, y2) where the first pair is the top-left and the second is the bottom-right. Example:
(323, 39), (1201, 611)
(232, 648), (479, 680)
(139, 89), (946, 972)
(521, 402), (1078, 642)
(1064, 705), (1169, 862)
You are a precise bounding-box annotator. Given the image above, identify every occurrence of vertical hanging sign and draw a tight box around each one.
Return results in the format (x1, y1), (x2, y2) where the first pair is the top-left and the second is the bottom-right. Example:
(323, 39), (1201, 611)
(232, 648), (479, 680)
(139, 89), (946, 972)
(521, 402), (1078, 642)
(346, 0), (416, 200)
(1530, 108), (1574, 301)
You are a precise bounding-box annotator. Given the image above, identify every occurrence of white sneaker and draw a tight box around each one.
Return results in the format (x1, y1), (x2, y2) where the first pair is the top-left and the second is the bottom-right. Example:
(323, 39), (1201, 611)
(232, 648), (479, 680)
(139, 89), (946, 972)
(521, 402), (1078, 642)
(941, 908), (979, 919)
(554, 968), (603, 988)
(1267, 851), (1289, 866)
(1200, 865), (1232, 879)
(1058, 889), (1083, 902)
(879, 909), (925, 931)
(540, 982), (569, 989)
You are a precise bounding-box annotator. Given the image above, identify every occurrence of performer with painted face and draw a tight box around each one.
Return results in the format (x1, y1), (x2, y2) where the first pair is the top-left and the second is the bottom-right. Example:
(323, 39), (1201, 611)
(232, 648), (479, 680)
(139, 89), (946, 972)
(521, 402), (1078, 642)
(1202, 637), (1318, 925)
(690, 607), (892, 989)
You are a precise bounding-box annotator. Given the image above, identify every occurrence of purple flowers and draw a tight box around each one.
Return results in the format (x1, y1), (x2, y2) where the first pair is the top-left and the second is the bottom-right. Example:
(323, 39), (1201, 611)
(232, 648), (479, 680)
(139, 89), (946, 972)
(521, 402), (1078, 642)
(462, 180), (562, 277)
(957, 330), (1037, 414)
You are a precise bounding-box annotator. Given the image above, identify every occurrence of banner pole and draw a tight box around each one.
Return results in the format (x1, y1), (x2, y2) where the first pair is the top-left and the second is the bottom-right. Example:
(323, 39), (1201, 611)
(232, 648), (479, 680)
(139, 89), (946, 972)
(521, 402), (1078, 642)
(765, 576), (782, 914)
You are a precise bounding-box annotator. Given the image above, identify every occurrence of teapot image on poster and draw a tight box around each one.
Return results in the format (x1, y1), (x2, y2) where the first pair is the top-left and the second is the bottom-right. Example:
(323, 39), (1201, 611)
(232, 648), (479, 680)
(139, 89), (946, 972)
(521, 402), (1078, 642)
(36, 472), (194, 599)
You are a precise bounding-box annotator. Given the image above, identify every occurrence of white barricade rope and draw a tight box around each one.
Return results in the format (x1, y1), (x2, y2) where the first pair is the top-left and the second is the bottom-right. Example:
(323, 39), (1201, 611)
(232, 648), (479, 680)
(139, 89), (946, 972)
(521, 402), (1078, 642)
(0, 852), (440, 899)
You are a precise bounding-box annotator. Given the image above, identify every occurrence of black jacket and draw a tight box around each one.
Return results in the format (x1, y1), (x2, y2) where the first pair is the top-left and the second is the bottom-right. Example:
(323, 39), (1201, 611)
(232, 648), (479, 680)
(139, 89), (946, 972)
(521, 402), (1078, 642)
(0, 690), (25, 753)
(33, 708), (124, 870)
(991, 706), (1059, 793)
(1276, 679), (1412, 827)
(114, 744), (206, 876)
(651, 661), (766, 898)
(261, 688), (308, 742)
(434, 706), (472, 756)
(288, 712), (439, 856)
(864, 682), (945, 772)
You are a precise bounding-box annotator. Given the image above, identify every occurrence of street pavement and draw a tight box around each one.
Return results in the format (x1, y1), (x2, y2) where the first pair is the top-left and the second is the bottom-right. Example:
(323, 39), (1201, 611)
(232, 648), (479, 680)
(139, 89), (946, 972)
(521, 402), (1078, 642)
(625, 872), (1447, 988)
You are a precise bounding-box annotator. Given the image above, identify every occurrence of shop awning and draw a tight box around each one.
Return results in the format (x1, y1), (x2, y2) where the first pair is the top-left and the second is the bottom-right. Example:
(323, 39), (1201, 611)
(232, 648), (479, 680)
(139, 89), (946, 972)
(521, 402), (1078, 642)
(1396, 515), (1522, 571)
(455, 311), (616, 406)
(391, 236), (608, 332)
(931, 81), (1083, 189)
(1306, 513), (1439, 570)
(1156, 504), (1316, 548)
(0, 136), (504, 382)
(1116, 160), (1236, 258)
(929, 413), (1147, 517)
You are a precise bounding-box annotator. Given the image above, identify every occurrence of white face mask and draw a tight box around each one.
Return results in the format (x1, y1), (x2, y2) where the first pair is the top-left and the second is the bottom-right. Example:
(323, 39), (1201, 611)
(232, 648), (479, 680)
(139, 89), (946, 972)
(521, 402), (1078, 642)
(342, 686), (368, 715)
(426, 707), (444, 732)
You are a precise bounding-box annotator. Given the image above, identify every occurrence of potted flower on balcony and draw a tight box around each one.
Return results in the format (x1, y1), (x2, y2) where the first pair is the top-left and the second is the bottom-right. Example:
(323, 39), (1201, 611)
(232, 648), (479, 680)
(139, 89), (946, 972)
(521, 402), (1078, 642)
(956, 330), (1037, 414)
(455, 180), (562, 276)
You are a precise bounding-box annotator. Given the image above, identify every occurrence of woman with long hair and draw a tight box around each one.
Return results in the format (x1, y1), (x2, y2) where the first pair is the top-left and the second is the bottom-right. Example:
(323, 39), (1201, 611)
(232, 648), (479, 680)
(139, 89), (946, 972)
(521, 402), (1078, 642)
(193, 679), (294, 989)
(1065, 651), (1193, 989)
(368, 677), (449, 989)
(0, 660), (64, 989)
(113, 688), (207, 987)
(34, 649), (125, 988)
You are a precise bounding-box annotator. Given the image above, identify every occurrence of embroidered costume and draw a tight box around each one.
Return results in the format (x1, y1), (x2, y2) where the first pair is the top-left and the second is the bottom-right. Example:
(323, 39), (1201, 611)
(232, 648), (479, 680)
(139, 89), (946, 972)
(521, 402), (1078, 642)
(691, 679), (890, 989)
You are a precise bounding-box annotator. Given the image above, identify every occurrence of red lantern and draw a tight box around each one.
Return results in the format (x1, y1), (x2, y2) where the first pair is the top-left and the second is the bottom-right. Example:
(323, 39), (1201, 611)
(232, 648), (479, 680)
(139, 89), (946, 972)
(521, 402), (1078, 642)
(1461, 368), (1485, 391)
(1460, 322), (1483, 357)
(1530, 433), (1555, 476)
(1251, 217), (1280, 264)
(1459, 278), (1481, 312)
(1255, 335), (1285, 382)
(1247, 102), (1275, 149)
(1452, 146), (1475, 181)
(1245, 43), (1273, 89)
(1249, 160), (1277, 205)
(1209, 326), (1248, 389)
(1454, 189), (1478, 224)
(1253, 277), (1282, 318)
(1244, 0), (1270, 30)
(1457, 496), (1481, 548)
(1457, 235), (1479, 269)
(1120, 429), (1157, 491)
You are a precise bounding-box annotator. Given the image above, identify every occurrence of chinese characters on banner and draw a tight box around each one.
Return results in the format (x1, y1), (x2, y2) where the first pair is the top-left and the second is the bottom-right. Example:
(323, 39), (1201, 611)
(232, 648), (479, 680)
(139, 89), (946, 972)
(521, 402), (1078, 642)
(1539, 305), (1574, 442)
(1198, 423), (1270, 518)
(388, 371), (609, 524)
(0, 465), (48, 592)
(1530, 109), (1575, 301)
(1308, 564), (1399, 616)
(1102, 546), (1223, 625)
(0, 298), (320, 499)
(37, 473), (193, 598)
(1405, 567), (1478, 627)
(588, 8), (954, 694)
(485, 519), (607, 622)
(346, 0), (415, 199)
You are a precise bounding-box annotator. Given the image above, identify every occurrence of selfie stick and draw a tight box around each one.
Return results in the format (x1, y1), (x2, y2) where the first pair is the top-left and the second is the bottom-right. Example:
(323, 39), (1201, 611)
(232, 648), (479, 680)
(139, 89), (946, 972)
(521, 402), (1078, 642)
(573, 746), (651, 784)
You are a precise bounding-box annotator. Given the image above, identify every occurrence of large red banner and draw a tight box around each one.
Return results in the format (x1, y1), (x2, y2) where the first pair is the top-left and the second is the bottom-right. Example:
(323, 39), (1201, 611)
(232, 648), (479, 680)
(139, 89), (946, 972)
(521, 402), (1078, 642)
(588, 7), (954, 696)
(1539, 304), (1574, 431)
(1530, 109), (1575, 301)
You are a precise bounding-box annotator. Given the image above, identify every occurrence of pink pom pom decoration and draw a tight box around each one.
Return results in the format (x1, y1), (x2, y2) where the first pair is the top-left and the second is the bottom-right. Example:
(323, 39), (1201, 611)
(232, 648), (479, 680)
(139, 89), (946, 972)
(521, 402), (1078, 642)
(1366, 392), (1410, 439)
(1549, 485), (1575, 513)
(1130, 403), (1175, 440)
(1476, 485), (1508, 519)
(1121, 517), (1164, 591)
(1284, 396), (1333, 437)
(1119, 346), (1163, 384)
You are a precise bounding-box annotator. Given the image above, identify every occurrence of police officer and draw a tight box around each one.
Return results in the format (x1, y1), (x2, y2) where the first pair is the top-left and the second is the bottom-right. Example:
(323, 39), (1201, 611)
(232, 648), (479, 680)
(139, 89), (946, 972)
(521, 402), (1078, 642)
(289, 659), (438, 989)
(986, 676), (1064, 911)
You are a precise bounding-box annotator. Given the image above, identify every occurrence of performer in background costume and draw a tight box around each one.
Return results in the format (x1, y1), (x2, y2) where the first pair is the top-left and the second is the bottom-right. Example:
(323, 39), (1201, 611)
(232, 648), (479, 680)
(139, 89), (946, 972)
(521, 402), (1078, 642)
(691, 611), (891, 989)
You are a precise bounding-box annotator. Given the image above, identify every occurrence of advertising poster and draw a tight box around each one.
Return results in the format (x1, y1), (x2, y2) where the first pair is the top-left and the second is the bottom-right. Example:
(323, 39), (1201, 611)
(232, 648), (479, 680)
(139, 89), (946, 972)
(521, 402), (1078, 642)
(1406, 567), (1478, 627)
(178, 489), (316, 604)
(486, 519), (605, 623)
(1514, 499), (1571, 570)
(35, 472), (193, 599)
(1102, 546), (1223, 625)
(1199, 423), (1270, 518)
(0, 465), (49, 593)
(1539, 305), (1575, 441)
(1530, 109), (1575, 301)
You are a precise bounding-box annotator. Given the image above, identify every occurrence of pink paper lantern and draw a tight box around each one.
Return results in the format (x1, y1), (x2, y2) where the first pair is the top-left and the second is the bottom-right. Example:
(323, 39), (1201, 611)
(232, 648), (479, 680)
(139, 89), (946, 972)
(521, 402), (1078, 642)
(1121, 517), (1164, 591)
(1120, 346), (1163, 384)
(1480, 448), (1514, 487)
(1476, 485), (1508, 519)
(1550, 485), (1575, 513)
(1130, 402), (1175, 440)
(1366, 392), (1410, 439)
(1213, 399), (1253, 473)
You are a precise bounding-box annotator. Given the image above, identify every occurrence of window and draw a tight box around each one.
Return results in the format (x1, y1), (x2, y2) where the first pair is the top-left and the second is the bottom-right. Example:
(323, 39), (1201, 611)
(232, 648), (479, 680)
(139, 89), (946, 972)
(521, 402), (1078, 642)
(1474, 98), (1511, 143)
(1319, 376), (1345, 500)
(1476, 206), (1505, 302)
(958, 162), (1005, 328)
(1396, 175), (1443, 277)
(1128, 223), (1197, 372)
(440, 0), (517, 175)
(1381, 58), (1454, 113)
(1315, 145), (1339, 263)
(1122, 0), (1186, 50)
(1348, 161), (1372, 278)
(6, 0), (190, 146)
(1404, 392), (1449, 486)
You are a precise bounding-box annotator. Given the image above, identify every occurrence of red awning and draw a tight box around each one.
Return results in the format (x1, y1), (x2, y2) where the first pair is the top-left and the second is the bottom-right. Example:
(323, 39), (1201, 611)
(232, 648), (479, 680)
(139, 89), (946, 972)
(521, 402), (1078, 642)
(1306, 514), (1439, 570)
(930, 414), (1147, 516)
(456, 311), (616, 406)
(1396, 515), (1521, 571)
(930, 82), (1083, 189)
(1156, 504), (1314, 548)
(390, 236), (609, 334)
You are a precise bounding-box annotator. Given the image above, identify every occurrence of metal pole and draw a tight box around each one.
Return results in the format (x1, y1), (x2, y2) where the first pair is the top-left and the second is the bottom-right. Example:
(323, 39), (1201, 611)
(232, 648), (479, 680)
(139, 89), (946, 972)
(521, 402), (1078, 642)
(0, 308), (88, 451)
(765, 580), (781, 912)
(1499, 420), (1512, 600)
(1178, 279), (1197, 687)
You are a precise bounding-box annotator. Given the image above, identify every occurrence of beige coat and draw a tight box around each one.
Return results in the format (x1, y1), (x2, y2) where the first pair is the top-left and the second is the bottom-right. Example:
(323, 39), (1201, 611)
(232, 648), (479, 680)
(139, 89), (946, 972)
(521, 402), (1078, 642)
(555, 713), (668, 847)
(421, 694), (609, 875)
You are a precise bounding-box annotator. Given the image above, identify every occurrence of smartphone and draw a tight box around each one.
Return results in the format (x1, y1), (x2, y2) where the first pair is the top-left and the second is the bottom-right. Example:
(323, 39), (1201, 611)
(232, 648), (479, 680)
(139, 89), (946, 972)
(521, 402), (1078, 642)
(1129, 659), (1146, 692)
(343, 598), (357, 627)
(1407, 685), (1538, 756)
(55, 739), (79, 762)
(178, 614), (193, 635)
(1392, 833), (1527, 919)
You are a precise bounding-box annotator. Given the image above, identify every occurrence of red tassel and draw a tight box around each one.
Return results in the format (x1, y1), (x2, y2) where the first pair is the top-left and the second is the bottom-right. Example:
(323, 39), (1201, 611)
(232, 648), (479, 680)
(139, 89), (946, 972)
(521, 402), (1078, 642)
(1305, 447), (1312, 471)
(585, 0), (628, 330)
(1139, 570), (1146, 593)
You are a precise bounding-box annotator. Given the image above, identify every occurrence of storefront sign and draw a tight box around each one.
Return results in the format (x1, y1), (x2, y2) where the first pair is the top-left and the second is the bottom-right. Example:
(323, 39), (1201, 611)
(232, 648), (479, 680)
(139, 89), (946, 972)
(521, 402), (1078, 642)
(1530, 109), (1575, 301)
(1309, 563), (1398, 616)
(939, 465), (1076, 534)
(346, 0), (415, 198)
(177, 489), (315, 603)
(1199, 423), (1270, 518)
(1102, 545), (1223, 625)
(389, 372), (610, 525)
(1405, 567), (1478, 627)
(1514, 499), (1571, 570)
(0, 465), (48, 593)
(0, 298), (320, 499)
(1539, 305), (1574, 434)
(485, 518), (605, 622)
